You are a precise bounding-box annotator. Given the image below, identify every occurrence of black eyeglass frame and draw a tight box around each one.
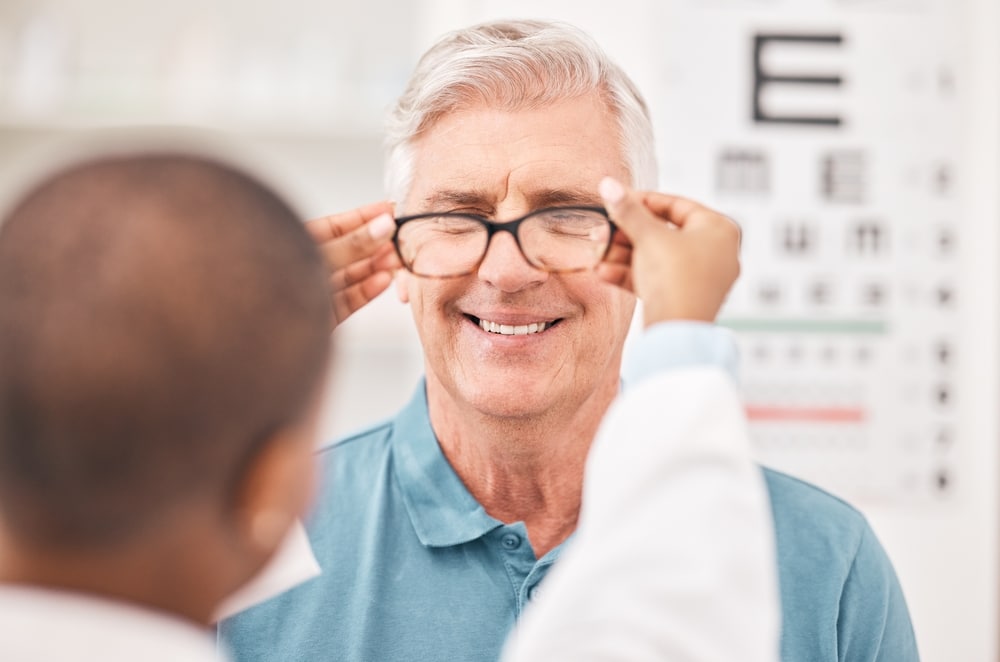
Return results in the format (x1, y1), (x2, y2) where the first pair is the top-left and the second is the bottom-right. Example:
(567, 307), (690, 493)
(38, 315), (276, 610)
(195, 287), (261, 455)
(391, 205), (617, 278)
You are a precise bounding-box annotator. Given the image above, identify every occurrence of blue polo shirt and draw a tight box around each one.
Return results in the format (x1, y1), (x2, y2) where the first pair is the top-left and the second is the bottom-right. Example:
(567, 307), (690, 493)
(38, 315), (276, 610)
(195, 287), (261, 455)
(220, 324), (918, 662)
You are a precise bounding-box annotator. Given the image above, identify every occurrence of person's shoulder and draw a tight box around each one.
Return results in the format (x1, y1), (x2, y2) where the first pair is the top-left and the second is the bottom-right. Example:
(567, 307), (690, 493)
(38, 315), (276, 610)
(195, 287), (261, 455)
(305, 417), (402, 539)
(315, 382), (427, 464)
(761, 467), (907, 595)
(762, 466), (868, 528)
(761, 468), (918, 661)
(316, 417), (396, 460)
(309, 418), (400, 502)
(761, 467), (877, 568)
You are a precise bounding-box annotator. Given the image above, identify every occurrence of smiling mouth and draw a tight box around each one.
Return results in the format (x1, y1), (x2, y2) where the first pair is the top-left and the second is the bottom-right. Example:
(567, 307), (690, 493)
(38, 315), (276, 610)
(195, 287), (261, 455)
(468, 315), (561, 336)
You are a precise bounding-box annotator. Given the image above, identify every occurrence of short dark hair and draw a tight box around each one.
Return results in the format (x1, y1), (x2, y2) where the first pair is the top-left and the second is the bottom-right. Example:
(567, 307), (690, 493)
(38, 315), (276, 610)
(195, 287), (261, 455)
(0, 153), (331, 548)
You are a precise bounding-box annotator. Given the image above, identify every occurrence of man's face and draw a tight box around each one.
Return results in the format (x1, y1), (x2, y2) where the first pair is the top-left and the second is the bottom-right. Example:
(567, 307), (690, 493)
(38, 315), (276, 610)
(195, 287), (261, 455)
(397, 92), (636, 420)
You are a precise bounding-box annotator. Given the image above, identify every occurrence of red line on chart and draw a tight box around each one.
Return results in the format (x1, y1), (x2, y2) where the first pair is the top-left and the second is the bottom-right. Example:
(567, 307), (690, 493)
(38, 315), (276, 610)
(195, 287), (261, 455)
(746, 405), (867, 423)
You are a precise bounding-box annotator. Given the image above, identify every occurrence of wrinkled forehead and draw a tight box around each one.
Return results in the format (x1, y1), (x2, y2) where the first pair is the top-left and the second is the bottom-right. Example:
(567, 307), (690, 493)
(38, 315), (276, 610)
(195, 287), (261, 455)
(404, 95), (629, 213)
(414, 85), (623, 150)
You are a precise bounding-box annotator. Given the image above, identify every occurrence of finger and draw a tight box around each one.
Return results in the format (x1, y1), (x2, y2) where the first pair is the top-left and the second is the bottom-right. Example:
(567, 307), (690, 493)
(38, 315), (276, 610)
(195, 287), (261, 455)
(602, 239), (632, 267)
(598, 176), (660, 241)
(639, 192), (703, 228)
(373, 244), (403, 272)
(607, 227), (633, 250)
(331, 271), (394, 327)
(319, 212), (395, 270)
(330, 244), (398, 290)
(642, 192), (738, 239)
(595, 262), (633, 292)
(307, 201), (394, 243)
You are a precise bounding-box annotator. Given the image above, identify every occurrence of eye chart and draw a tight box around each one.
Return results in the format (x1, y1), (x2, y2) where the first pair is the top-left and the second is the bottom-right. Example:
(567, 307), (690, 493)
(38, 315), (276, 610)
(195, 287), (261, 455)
(648, 0), (965, 505)
(460, 1), (996, 655)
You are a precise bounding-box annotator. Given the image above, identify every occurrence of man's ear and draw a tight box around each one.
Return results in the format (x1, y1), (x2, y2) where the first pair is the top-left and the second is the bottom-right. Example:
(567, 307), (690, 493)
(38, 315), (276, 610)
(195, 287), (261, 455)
(395, 269), (411, 304)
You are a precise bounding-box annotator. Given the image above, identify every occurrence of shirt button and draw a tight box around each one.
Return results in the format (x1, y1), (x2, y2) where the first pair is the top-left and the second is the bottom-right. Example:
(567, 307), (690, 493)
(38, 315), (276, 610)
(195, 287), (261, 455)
(501, 533), (522, 550)
(528, 585), (541, 601)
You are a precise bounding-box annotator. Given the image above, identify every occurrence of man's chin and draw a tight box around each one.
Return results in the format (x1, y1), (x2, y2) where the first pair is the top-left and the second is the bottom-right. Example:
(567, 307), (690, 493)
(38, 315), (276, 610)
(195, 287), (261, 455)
(458, 382), (555, 420)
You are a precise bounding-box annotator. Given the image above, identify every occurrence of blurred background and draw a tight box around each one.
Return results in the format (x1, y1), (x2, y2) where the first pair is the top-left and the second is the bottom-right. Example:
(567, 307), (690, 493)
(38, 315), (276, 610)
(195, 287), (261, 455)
(0, 0), (996, 659)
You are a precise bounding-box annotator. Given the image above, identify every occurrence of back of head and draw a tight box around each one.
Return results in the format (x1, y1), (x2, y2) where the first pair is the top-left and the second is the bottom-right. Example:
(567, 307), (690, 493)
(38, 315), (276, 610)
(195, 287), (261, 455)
(0, 153), (331, 551)
(385, 19), (658, 203)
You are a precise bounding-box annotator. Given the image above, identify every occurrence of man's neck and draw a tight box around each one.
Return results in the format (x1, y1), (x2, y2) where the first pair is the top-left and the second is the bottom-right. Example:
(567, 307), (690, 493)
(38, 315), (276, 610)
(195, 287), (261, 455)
(426, 376), (619, 558)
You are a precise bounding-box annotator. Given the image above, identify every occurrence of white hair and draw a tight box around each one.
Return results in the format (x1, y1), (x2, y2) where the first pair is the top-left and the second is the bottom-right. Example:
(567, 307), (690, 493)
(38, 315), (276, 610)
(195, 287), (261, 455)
(384, 19), (658, 205)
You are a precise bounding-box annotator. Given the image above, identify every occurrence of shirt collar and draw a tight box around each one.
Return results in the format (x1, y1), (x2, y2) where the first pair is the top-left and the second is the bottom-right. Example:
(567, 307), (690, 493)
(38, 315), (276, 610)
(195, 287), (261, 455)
(391, 380), (505, 548)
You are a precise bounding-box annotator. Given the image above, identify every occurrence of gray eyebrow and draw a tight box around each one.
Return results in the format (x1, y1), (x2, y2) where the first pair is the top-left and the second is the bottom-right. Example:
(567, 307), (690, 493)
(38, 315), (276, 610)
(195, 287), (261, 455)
(419, 187), (601, 215)
(420, 190), (495, 213)
(525, 187), (602, 208)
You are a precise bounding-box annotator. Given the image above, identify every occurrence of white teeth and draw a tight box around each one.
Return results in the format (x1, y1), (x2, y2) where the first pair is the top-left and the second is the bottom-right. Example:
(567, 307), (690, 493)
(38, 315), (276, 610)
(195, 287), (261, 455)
(478, 319), (550, 335)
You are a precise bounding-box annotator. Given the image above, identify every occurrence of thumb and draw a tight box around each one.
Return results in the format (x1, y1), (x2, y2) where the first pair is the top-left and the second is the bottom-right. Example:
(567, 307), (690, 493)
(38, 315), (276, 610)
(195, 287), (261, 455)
(598, 176), (652, 241)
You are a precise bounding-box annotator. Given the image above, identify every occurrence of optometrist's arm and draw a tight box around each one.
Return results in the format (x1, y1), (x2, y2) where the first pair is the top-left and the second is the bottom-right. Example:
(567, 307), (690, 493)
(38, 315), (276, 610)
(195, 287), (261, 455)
(501, 179), (780, 662)
(305, 202), (402, 328)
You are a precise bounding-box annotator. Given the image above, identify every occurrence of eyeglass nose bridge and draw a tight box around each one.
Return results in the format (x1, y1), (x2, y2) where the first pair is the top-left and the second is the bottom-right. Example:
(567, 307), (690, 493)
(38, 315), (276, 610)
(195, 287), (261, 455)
(477, 217), (538, 269)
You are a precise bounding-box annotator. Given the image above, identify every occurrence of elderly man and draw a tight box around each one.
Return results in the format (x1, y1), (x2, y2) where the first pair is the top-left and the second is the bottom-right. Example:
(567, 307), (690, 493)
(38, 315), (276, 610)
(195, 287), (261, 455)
(221, 19), (918, 662)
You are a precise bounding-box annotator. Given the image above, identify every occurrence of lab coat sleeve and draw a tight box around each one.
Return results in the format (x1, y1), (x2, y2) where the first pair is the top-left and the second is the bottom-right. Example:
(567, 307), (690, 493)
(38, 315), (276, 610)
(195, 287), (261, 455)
(501, 326), (781, 662)
(622, 320), (741, 386)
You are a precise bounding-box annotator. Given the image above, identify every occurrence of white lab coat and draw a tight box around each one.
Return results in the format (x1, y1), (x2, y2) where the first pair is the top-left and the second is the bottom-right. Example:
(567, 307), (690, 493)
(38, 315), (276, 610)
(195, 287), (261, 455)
(0, 585), (221, 662)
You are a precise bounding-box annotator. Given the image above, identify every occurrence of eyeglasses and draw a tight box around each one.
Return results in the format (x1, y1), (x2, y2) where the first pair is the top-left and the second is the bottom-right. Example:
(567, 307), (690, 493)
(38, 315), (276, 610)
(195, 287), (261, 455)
(392, 206), (616, 278)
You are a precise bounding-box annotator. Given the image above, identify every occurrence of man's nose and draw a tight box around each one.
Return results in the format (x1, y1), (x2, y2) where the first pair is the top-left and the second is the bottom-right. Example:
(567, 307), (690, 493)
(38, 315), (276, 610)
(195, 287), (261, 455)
(476, 231), (548, 292)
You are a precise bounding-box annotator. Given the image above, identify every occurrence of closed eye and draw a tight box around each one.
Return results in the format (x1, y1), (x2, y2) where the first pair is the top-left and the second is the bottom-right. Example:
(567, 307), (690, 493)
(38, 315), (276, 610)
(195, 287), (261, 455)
(425, 215), (484, 234)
